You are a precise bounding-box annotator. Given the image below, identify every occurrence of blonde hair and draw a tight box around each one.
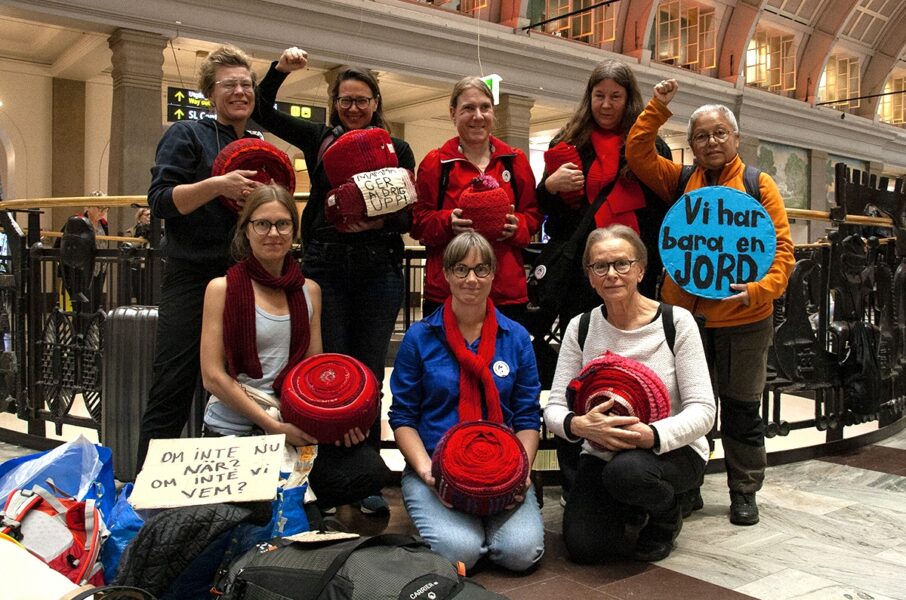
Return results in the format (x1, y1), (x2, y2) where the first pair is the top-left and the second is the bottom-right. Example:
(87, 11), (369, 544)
(198, 45), (255, 98)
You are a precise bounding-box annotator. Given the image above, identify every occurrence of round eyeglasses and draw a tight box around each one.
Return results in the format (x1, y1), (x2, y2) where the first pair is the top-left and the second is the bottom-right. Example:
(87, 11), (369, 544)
(336, 96), (374, 110)
(587, 259), (639, 276)
(451, 263), (492, 279)
(690, 128), (732, 146)
(249, 219), (294, 236)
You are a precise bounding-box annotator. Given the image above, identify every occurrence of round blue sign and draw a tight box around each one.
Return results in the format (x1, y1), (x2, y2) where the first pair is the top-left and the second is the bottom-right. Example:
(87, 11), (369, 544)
(659, 185), (776, 299)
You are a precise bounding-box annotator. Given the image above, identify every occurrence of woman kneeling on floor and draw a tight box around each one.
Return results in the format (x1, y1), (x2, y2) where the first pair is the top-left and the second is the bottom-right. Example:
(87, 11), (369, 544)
(390, 232), (544, 572)
(544, 225), (715, 563)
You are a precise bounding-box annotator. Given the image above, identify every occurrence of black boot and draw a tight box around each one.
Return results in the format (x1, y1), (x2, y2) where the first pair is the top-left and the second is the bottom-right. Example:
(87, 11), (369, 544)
(632, 502), (683, 562)
(678, 487), (704, 518)
(729, 491), (759, 525)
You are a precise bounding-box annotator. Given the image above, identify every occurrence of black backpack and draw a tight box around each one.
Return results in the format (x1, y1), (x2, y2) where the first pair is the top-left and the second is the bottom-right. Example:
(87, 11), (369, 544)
(223, 533), (505, 600)
(577, 303), (677, 354)
(674, 164), (762, 202)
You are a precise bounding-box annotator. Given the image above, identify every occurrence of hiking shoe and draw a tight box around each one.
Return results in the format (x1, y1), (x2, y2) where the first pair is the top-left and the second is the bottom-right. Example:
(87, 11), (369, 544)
(359, 494), (390, 516)
(679, 488), (704, 518)
(729, 492), (759, 525)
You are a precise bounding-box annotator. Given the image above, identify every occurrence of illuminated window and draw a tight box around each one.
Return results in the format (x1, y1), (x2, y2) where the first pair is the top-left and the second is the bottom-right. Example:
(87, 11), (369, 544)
(745, 30), (796, 93)
(878, 76), (906, 127)
(654, 1), (716, 72)
(543, 0), (619, 48)
(817, 55), (861, 110)
(459, 0), (489, 15)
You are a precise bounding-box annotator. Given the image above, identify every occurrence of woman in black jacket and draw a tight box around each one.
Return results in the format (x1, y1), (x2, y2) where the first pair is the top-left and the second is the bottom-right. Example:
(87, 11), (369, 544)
(254, 47), (415, 515)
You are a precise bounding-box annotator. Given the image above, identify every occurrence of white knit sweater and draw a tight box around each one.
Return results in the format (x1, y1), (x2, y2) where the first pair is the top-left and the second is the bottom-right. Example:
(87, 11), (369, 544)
(544, 304), (715, 463)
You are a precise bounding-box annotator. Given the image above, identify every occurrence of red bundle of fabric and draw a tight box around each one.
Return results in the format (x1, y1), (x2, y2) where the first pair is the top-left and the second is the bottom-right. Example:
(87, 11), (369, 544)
(431, 421), (529, 516)
(325, 167), (417, 232)
(543, 142), (584, 208)
(457, 174), (510, 241)
(321, 128), (398, 188)
(567, 351), (670, 450)
(280, 353), (379, 445)
(211, 138), (296, 213)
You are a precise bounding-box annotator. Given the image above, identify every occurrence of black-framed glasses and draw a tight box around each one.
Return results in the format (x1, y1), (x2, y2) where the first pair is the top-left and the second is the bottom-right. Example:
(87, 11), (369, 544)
(336, 96), (374, 109)
(215, 78), (255, 92)
(690, 128), (732, 146)
(587, 259), (639, 276)
(451, 263), (492, 279)
(249, 219), (293, 236)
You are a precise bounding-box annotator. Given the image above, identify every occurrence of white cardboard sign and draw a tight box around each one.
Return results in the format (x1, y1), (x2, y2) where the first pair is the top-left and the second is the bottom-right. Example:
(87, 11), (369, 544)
(130, 434), (285, 509)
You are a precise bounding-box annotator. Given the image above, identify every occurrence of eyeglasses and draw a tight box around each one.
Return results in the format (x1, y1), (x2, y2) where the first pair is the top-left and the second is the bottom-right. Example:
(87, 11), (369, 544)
(336, 96), (374, 109)
(450, 263), (492, 279)
(587, 259), (639, 276)
(690, 128), (732, 146)
(249, 219), (294, 236)
(215, 79), (255, 92)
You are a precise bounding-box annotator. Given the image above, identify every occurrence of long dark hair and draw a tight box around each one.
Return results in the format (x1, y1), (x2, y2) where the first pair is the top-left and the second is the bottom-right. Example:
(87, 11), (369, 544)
(555, 59), (644, 149)
(328, 66), (388, 130)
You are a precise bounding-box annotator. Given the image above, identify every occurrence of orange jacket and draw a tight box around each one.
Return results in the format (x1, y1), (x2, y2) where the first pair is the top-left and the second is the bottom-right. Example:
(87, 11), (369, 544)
(625, 98), (794, 328)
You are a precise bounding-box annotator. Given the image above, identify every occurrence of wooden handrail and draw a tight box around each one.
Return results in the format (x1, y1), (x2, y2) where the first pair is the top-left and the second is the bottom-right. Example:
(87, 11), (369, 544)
(786, 208), (894, 226)
(0, 192), (311, 211)
(32, 230), (148, 245)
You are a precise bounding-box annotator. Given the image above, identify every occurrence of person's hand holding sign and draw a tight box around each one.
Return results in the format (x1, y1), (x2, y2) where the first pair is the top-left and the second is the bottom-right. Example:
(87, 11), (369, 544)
(654, 79), (678, 105)
(724, 283), (751, 306)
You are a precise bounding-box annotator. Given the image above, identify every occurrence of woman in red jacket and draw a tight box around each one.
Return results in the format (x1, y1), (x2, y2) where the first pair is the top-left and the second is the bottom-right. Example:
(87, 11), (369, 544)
(412, 77), (541, 324)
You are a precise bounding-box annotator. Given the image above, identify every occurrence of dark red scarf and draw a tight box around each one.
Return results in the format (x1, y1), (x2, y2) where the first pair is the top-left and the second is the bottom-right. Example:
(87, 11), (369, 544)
(442, 296), (503, 423)
(586, 128), (645, 231)
(223, 254), (310, 393)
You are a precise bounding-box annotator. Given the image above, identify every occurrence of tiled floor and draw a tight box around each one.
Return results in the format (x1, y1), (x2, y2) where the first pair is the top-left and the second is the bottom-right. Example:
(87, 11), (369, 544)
(2, 425), (905, 599)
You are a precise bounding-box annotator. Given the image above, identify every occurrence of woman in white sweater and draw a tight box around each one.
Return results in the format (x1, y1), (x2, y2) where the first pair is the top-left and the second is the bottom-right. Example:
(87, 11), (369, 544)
(544, 224), (715, 563)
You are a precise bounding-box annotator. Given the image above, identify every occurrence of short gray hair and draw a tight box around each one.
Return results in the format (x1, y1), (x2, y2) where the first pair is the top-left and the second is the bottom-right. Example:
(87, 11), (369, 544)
(687, 104), (739, 143)
(443, 231), (497, 273)
(583, 225), (647, 270)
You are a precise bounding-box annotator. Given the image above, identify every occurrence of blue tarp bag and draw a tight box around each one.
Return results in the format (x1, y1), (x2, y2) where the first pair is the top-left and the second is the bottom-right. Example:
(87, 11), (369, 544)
(0, 435), (116, 518)
(100, 483), (144, 583)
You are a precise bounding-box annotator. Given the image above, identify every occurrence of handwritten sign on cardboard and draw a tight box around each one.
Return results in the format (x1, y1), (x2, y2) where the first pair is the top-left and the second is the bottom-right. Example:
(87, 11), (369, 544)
(130, 434), (285, 509)
(351, 167), (416, 217)
(660, 185), (776, 299)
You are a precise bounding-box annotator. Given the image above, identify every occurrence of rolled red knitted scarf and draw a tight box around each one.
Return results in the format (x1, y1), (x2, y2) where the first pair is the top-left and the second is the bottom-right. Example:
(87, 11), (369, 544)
(543, 141), (584, 208)
(431, 421), (529, 516)
(567, 351), (670, 450)
(223, 254), (310, 393)
(441, 296), (502, 422)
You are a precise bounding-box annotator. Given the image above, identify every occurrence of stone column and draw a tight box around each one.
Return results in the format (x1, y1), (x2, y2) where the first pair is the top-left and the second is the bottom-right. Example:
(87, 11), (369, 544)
(809, 149), (829, 242)
(492, 93), (534, 155)
(52, 79), (86, 231)
(107, 29), (167, 202)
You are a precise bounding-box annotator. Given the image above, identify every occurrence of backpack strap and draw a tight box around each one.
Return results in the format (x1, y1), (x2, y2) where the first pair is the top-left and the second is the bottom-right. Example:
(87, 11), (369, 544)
(743, 164), (762, 201)
(501, 154), (519, 209)
(436, 160), (456, 210)
(577, 310), (592, 351)
(674, 165), (695, 200)
(676, 164), (761, 202)
(310, 534), (425, 599)
(661, 303), (676, 355)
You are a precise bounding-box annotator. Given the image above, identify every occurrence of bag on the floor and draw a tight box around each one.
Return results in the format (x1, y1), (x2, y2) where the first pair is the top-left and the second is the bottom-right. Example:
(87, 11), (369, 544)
(0, 484), (107, 586)
(221, 533), (506, 599)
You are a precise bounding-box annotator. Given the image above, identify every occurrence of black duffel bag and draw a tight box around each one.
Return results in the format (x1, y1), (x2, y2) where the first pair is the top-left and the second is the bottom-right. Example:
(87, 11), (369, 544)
(222, 533), (505, 600)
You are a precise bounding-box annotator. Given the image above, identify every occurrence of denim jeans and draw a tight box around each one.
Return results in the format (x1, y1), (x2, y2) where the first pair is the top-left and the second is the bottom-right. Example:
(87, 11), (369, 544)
(303, 239), (404, 445)
(400, 468), (544, 572)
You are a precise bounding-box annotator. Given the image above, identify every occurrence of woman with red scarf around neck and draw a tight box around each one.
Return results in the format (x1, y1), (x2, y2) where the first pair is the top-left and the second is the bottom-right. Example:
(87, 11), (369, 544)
(389, 232), (544, 572)
(200, 184), (390, 518)
(537, 60), (673, 334)
(412, 77), (541, 324)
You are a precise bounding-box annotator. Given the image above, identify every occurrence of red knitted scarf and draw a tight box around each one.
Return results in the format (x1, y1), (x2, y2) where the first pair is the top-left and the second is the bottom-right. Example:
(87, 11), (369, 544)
(442, 296), (503, 423)
(223, 255), (310, 393)
(587, 128), (645, 231)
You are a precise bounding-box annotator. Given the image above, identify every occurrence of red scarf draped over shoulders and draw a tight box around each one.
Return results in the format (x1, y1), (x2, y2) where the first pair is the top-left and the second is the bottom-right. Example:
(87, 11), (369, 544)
(223, 254), (310, 393)
(586, 128), (645, 231)
(442, 297), (503, 423)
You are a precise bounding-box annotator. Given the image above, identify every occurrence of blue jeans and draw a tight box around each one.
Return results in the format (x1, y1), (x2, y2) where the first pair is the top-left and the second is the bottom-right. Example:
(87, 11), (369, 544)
(303, 239), (404, 445)
(401, 468), (544, 572)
